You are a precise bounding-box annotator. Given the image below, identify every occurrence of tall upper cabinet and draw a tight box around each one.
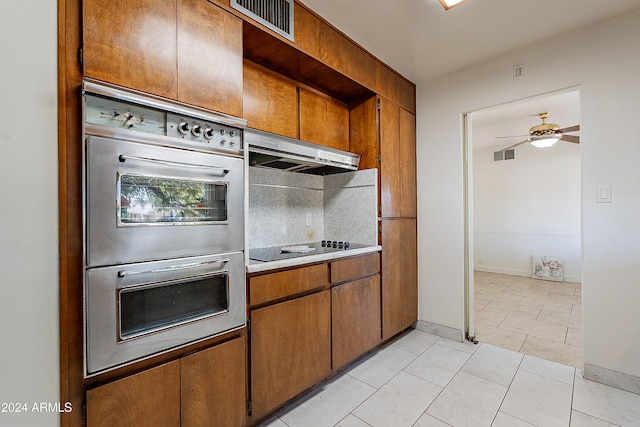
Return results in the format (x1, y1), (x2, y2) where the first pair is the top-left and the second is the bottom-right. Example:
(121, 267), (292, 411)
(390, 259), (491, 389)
(351, 69), (418, 340)
(83, 0), (243, 117)
(376, 93), (418, 339)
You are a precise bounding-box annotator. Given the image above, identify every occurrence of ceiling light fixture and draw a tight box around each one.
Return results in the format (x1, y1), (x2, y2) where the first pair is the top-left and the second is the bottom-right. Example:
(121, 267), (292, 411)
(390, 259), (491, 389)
(528, 112), (561, 148)
(439, 0), (467, 10)
(529, 134), (562, 148)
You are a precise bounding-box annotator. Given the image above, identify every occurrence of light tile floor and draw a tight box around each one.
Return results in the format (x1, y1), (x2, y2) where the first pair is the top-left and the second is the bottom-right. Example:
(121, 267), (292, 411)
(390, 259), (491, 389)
(259, 329), (640, 427)
(473, 271), (582, 368)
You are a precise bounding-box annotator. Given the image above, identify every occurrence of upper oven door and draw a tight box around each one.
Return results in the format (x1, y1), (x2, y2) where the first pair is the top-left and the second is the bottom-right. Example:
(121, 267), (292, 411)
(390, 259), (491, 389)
(86, 135), (244, 267)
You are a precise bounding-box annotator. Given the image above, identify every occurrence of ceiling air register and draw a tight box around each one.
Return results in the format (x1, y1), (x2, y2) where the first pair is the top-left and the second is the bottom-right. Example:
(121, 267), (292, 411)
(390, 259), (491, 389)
(231, 0), (294, 41)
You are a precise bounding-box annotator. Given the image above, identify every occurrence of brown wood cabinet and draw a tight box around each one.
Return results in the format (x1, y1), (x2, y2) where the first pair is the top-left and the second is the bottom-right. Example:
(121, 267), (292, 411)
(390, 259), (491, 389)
(83, 0), (243, 116)
(299, 88), (350, 151)
(349, 96), (418, 341)
(86, 336), (246, 427)
(349, 96), (379, 169)
(177, 0), (243, 116)
(86, 361), (181, 427)
(376, 61), (416, 114)
(249, 263), (328, 307)
(83, 0), (178, 100)
(243, 60), (299, 139)
(181, 338), (247, 427)
(250, 290), (331, 421)
(331, 253), (381, 370)
(381, 218), (418, 340)
(379, 97), (417, 219)
(242, 60), (350, 150)
(294, 3), (376, 91)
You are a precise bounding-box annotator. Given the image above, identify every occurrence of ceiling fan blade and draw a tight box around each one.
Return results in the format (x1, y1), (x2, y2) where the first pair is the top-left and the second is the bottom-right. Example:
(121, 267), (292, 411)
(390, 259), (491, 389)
(561, 134), (580, 143)
(558, 124), (580, 133)
(495, 134), (529, 139)
(502, 139), (529, 150)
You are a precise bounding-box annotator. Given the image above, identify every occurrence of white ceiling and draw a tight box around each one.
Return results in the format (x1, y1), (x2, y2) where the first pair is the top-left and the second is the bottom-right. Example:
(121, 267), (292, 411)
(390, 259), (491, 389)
(299, 0), (640, 84)
(298, 0), (639, 150)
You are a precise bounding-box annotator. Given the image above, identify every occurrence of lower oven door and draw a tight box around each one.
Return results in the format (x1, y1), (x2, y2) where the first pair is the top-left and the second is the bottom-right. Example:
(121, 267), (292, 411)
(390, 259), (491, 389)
(86, 134), (244, 267)
(85, 251), (245, 376)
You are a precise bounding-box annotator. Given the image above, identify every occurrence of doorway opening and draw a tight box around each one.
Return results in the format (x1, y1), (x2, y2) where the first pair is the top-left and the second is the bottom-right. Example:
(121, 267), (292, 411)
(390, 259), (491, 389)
(464, 88), (583, 367)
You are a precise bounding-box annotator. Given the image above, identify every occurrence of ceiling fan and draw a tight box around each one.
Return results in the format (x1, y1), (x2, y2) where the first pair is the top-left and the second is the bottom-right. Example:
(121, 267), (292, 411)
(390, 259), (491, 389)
(497, 112), (580, 151)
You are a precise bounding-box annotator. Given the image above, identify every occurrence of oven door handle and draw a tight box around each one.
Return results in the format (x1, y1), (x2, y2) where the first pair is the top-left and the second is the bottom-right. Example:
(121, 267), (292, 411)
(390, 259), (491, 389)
(118, 259), (230, 277)
(118, 154), (230, 175)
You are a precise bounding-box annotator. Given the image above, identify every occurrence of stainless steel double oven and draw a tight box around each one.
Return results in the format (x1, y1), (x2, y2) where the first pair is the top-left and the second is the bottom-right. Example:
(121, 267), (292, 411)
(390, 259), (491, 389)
(82, 79), (246, 376)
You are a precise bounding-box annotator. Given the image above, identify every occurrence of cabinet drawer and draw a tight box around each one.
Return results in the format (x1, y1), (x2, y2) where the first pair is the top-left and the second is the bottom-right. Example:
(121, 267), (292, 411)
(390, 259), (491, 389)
(249, 263), (329, 307)
(331, 253), (380, 284)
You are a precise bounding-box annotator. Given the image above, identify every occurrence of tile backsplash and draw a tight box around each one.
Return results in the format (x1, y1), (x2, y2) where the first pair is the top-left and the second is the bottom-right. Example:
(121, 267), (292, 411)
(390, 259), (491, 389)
(248, 167), (378, 249)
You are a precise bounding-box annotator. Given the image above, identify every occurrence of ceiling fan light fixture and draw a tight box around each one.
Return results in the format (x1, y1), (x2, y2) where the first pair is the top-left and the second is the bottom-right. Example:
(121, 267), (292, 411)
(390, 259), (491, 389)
(439, 0), (467, 10)
(529, 134), (561, 148)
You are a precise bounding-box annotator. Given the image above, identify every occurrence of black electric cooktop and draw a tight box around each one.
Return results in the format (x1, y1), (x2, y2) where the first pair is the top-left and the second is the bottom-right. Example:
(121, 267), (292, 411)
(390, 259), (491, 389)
(249, 241), (370, 263)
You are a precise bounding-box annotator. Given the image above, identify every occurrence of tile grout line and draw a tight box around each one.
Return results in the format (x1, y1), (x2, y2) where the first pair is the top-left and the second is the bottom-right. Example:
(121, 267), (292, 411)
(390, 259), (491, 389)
(490, 349), (527, 426)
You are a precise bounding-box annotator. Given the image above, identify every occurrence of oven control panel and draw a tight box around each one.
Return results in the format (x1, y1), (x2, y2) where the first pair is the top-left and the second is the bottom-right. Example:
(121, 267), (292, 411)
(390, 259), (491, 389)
(85, 95), (168, 135)
(84, 93), (243, 153)
(166, 113), (242, 150)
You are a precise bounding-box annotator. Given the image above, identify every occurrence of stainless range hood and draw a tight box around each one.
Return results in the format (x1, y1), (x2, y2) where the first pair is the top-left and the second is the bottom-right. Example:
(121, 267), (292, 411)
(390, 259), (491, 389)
(245, 129), (360, 175)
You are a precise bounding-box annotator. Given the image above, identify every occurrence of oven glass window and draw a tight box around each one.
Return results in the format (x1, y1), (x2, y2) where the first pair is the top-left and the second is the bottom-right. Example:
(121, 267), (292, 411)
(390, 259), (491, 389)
(118, 174), (227, 224)
(119, 274), (229, 340)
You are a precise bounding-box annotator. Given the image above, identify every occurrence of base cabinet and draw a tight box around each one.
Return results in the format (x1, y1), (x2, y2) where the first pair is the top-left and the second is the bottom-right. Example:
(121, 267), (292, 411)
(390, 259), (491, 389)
(250, 290), (331, 421)
(86, 361), (181, 427)
(86, 336), (246, 427)
(381, 219), (418, 340)
(181, 338), (247, 427)
(332, 274), (381, 370)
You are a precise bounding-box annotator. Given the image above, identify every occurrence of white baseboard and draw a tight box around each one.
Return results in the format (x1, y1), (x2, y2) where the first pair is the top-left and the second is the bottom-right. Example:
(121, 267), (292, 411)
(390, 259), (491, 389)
(584, 363), (640, 395)
(474, 266), (581, 283)
(415, 320), (463, 342)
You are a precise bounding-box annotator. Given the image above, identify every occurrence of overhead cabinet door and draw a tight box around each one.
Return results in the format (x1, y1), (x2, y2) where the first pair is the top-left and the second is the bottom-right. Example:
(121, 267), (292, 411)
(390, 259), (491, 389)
(177, 0), (243, 116)
(379, 97), (417, 218)
(84, 0), (243, 116)
(83, 0), (178, 99)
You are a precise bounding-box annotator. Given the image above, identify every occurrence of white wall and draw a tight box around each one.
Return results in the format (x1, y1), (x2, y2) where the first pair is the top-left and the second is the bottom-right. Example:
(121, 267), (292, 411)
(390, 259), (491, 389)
(473, 141), (581, 282)
(417, 8), (640, 380)
(0, 1), (60, 426)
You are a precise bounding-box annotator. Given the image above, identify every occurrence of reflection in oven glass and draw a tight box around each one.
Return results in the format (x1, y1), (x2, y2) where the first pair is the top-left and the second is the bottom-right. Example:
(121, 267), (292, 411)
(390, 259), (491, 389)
(119, 274), (229, 340)
(119, 175), (227, 224)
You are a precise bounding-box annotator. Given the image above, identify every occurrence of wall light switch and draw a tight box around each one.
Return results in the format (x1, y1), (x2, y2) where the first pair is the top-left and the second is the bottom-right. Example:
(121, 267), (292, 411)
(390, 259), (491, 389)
(305, 213), (312, 227)
(596, 185), (612, 203)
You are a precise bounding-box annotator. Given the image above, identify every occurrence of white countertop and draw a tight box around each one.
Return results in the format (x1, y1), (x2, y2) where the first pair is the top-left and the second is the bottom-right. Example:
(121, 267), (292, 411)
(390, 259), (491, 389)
(246, 245), (382, 273)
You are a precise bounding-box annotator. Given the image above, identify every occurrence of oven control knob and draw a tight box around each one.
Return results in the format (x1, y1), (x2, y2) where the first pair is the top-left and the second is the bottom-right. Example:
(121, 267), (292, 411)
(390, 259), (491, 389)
(220, 140), (226, 146)
(191, 125), (203, 138)
(229, 131), (236, 137)
(229, 140), (236, 147)
(178, 122), (190, 135)
(220, 129), (226, 135)
(203, 128), (214, 140)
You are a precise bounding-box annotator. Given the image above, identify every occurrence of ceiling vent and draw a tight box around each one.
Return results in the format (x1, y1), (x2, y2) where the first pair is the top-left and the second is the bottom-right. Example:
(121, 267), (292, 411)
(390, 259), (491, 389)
(231, 0), (294, 41)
